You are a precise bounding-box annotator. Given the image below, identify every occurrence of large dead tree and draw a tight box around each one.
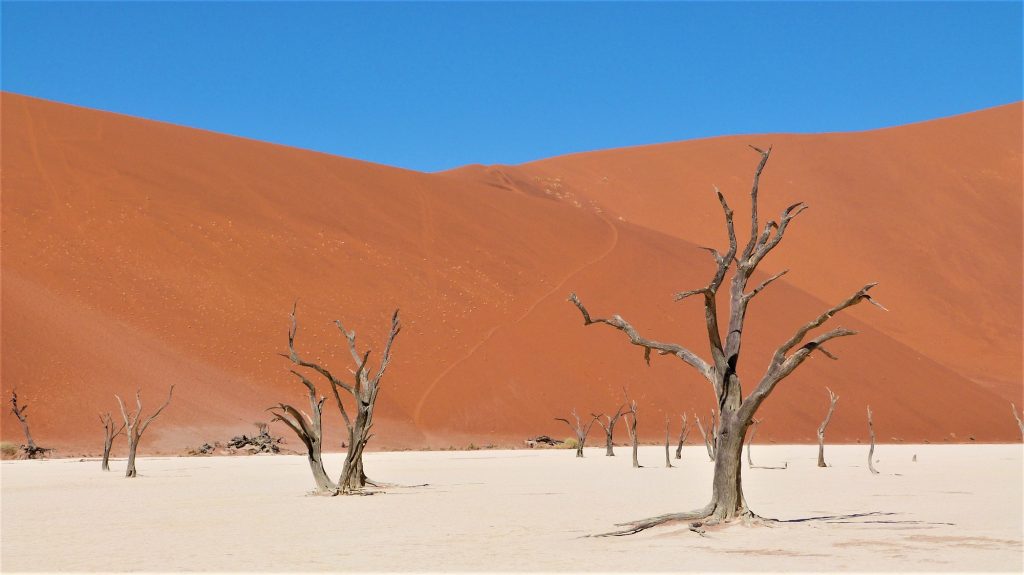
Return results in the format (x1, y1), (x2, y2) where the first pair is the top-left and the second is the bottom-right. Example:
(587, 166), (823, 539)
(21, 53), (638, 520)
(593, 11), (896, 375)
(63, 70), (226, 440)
(817, 387), (839, 468)
(555, 409), (600, 457)
(9, 391), (49, 459)
(268, 371), (336, 493)
(569, 146), (885, 533)
(674, 413), (690, 459)
(99, 412), (126, 471)
(115, 385), (174, 478)
(281, 304), (401, 493)
(594, 405), (625, 456)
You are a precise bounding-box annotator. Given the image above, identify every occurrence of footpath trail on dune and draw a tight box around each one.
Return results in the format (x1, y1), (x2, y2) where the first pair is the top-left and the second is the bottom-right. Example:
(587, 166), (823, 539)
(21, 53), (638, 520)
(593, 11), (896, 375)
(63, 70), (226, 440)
(412, 195), (621, 425)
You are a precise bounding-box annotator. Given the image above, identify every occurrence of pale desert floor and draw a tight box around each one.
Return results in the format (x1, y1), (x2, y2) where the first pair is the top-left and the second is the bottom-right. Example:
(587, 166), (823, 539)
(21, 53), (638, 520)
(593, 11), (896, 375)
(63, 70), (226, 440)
(1, 444), (1021, 572)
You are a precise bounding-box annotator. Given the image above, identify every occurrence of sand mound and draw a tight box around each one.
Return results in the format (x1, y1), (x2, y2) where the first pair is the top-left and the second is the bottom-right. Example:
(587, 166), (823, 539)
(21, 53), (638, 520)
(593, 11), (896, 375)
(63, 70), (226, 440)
(2, 93), (1020, 452)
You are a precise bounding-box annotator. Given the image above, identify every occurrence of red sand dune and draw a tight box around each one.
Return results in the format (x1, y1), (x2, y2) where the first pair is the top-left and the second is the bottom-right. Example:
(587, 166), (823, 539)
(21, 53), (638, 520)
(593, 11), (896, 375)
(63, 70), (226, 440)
(2, 93), (1021, 454)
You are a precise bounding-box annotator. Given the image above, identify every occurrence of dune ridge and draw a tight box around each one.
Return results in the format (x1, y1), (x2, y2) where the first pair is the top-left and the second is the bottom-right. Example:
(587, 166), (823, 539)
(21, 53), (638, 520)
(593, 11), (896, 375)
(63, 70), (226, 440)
(2, 92), (1020, 453)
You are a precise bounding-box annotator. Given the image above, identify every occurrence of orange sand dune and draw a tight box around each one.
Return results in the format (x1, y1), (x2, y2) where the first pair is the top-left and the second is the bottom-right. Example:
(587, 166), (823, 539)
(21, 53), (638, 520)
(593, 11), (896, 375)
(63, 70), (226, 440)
(2, 93), (1020, 454)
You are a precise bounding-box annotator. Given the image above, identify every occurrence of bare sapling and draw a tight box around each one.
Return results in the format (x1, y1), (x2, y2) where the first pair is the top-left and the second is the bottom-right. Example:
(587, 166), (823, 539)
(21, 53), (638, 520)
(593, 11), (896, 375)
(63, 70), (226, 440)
(1011, 403), (1024, 440)
(594, 405), (625, 456)
(555, 409), (600, 457)
(867, 405), (879, 475)
(281, 303), (401, 493)
(624, 396), (640, 468)
(664, 416), (674, 468)
(695, 410), (717, 461)
(115, 385), (174, 478)
(569, 146), (886, 534)
(9, 391), (50, 459)
(674, 413), (690, 459)
(99, 412), (126, 471)
(746, 418), (786, 470)
(817, 387), (839, 467)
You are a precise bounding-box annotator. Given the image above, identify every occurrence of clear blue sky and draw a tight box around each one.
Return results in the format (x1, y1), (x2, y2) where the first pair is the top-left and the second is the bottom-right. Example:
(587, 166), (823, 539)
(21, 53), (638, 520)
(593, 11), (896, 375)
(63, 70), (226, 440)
(2, 2), (1021, 172)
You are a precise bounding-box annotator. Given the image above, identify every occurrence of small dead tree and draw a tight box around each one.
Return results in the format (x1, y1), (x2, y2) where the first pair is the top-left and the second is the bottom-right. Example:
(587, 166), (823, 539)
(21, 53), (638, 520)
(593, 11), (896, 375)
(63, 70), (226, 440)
(674, 413), (690, 459)
(570, 146), (885, 533)
(9, 391), (49, 459)
(1011, 403), (1024, 440)
(594, 405), (625, 456)
(115, 385), (174, 478)
(624, 396), (640, 468)
(555, 409), (600, 457)
(664, 416), (674, 468)
(817, 387), (839, 467)
(695, 410), (717, 462)
(747, 418), (786, 470)
(99, 412), (126, 471)
(867, 405), (879, 475)
(281, 304), (401, 493)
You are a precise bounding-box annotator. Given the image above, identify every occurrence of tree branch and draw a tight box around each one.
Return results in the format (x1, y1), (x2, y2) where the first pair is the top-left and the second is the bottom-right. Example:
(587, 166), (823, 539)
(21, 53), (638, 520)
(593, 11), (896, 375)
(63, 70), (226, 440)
(568, 293), (713, 381)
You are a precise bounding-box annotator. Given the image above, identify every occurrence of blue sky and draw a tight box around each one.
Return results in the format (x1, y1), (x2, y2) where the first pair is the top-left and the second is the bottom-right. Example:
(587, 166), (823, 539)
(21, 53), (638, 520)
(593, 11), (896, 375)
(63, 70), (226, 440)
(2, 2), (1021, 172)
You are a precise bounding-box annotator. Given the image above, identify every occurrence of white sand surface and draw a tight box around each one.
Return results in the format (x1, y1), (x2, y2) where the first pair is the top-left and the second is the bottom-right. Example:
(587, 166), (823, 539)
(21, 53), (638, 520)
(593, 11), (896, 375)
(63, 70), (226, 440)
(2, 444), (1021, 572)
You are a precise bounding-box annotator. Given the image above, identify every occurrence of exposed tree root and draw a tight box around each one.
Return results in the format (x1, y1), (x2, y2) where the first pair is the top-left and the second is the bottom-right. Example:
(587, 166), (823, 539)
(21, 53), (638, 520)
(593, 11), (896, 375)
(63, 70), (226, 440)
(594, 505), (785, 537)
(595, 504), (716, 537)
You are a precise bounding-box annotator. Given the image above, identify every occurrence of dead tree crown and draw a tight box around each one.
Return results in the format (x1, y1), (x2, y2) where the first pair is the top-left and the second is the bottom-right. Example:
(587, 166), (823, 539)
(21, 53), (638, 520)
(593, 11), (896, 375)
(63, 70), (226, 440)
(569, 146), (886, 534)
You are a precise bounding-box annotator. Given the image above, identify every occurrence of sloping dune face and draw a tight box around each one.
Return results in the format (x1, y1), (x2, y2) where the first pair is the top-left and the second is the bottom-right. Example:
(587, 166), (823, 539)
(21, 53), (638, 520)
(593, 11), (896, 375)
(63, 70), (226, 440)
(2, 93), (1020, 453)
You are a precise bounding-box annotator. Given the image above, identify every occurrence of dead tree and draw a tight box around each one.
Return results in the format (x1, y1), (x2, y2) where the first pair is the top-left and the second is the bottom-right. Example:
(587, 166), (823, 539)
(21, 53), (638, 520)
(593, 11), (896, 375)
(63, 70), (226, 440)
(624, 396), (640, 468)
(115, 385), (174, 478)
(674, 413), (690, 459)
(9, 391), (49, 459)
(594, 405), (625, 456)
(281, 304), (401, 493)
(867, 405), (879, 475)
(1012, 403), (1024, 440)
(746, 418), (760, 467)
(99, 412), (126, 471)
(664, 416), (674, 468)
(569, 146), (885, 533)
(747, 418), (786, 470)
(268, 372), (336, 493)
(695, 410), (717, 461)
(817, 387), (839, 467)
(555, 409), (599, 457)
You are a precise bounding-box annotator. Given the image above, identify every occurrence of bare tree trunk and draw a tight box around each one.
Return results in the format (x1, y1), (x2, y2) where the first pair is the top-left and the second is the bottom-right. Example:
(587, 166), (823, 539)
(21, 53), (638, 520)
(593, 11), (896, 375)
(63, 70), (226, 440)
(866, 406), (879, 474)
(624, 398), (640, 468)
(664, 416), (674, 468)
(99, 412), (125, 471)
(1012, 403), (1024, 440)
(817, 388), (839, 467)
(125, 439), (139, 478)
(709, 413), (748, 520)
(695, 412), (717, 461)
(116, 386), (174, 478)
(746, 418), (759, 467)
(270, 372), (336, 494)
(674, 413), (689, 459)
